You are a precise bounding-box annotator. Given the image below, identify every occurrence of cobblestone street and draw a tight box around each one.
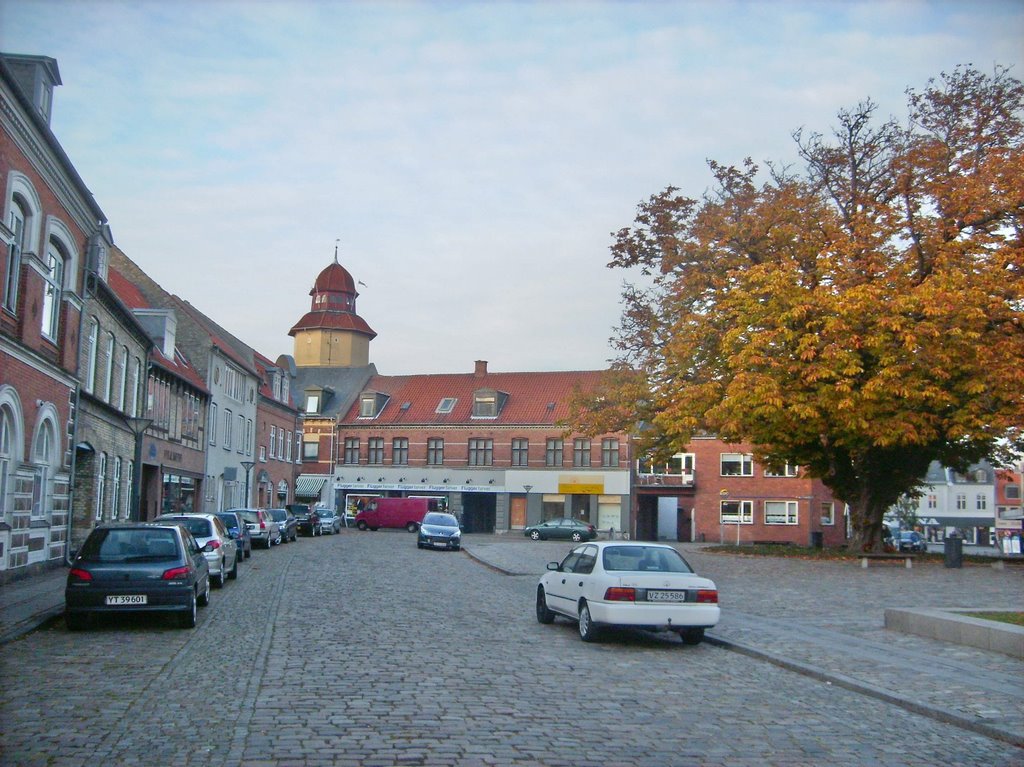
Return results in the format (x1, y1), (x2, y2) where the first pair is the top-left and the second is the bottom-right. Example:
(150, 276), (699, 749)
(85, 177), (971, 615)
(1, 531), (1021, 766)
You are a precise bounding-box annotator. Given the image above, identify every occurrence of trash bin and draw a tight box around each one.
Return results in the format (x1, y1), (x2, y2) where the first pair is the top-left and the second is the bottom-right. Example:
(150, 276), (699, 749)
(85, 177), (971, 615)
(944, 535), (963, 569)
(809, 531), (824, 549)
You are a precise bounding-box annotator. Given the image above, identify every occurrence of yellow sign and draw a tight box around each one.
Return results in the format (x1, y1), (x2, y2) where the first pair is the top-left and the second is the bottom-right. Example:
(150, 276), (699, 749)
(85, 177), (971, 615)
(558, 480), (604, 495)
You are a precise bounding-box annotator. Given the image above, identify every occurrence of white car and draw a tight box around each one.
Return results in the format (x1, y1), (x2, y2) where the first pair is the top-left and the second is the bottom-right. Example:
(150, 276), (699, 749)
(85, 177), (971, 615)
(536, 541), (720, 645)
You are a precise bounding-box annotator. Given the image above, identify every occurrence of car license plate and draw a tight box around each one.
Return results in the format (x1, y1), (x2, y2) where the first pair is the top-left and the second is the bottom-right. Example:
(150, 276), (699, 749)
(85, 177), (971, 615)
(648, 590), (688, 602)
(432, 540), (447, 548)
(105, 594), (147, 606)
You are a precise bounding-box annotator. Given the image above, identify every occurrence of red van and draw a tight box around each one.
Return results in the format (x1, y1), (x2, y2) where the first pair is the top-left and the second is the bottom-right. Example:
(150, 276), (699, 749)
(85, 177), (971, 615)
(354, 497), (437, 532)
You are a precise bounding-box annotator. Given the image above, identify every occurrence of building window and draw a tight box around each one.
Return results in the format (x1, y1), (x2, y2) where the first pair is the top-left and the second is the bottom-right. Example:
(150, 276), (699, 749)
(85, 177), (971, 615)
(238, 414), (246, 453)
(117, 345), (129, 410)
(124, 460), (134, 519)
(977, 494), (987, 511)
(132, 358), (143, 417)
(40, 238), (66, 340)
(820, 502), (834, 526)
(284, 431), (291, 462)
(209, 403), (217, 446)
(720, 499), (753, 524)
(392, 438), (409, 466)
(473, 393), (497, 418)
(360, 396), (376, 418)
(546, 439), (563, 467)
(436, 398), (456, 414)
(427, 438), (444, 466)
(0, 406), (12, 517)
(303, 439), (319, 461)
(111, 457), (122, 521)
(720, 453), (753, 476)
(927, 494), (937, 509)
(764, 463), (799, 477)
(468, 438), (493, 466)
(956, 494), (967, 510)
(95, 452), (107, 521)
(305, 393), (320, 414)
(601, 438), (619, 467)
(3, 197), (26, 313)
(103, 332), (115, 402)
(84, 318), (99, 394)
(269, 426), (277, 459)
(259, 446), (267, 462)
(1006, 485), (1021, 500)
(367, 438), (384, 465)
(764, 500), (799, 525)
(223, 409), (232, 450)
(573, 439), (591, 467)
(344, 437), (359, 464)
(511, 439), (529, 467)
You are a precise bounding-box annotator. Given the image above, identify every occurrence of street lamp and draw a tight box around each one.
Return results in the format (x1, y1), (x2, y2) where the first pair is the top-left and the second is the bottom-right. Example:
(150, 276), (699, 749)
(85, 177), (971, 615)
(125, 416), (153, 521)
(241, 460), (256, 508)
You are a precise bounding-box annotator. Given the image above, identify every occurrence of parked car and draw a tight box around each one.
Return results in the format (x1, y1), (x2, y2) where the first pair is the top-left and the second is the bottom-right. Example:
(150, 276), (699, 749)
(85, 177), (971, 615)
(217, 510), (252, 559)
(417, 512), (462, 551)
(238, 508), (280, 549)
(152, 513), (238, 587)
(536, 542), (720, 645)
(287, 503), (321, 536)
(524, 517), (597, 542)
(316, 508), (342, 535)
(65, 522), (211, 630)
(898, 531), (929, 553)
(268, 508), (299, 543)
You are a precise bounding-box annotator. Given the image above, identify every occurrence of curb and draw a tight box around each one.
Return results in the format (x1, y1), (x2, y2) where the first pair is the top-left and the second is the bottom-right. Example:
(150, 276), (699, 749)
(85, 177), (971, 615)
(0, 603), (64, 646)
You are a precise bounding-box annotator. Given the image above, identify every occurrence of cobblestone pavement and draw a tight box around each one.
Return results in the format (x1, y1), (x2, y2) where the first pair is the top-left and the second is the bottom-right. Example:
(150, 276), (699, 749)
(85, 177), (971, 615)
(1, 531), (1021, 767)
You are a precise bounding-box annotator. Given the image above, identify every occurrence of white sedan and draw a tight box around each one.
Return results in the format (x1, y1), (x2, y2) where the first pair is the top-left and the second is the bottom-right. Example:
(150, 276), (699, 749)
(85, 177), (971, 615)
(536, 541), (720, 645)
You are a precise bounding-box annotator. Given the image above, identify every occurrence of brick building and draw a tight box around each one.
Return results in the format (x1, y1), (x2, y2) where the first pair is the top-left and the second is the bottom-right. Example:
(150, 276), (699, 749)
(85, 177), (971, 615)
(1, 53), (102, 577)
(252, 352), (300, 509)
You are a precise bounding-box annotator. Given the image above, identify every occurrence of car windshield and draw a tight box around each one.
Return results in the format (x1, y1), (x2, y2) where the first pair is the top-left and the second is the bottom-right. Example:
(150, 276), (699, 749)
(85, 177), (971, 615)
(216, 514), (238, 529)
(161, 517), (212, 537)
(239, 511), (260, 524)
(269, 510), (287, 521)
(602, 546), (693, 573)
(319, 511), (334, 518)
(80, 528), (179, 562)
(423, 513), (458, 526)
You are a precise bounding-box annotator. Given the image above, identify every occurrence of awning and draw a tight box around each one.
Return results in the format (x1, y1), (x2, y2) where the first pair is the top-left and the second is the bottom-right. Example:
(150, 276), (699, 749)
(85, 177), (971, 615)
(295, 474), (328, 498)
(919, 516), (994, 527)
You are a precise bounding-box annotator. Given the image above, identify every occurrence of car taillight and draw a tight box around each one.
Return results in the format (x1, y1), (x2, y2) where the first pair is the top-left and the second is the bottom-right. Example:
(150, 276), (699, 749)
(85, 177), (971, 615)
(696, 589), (718, 604)
(207, 540), (221, 549)
(162, 566), (191, 580)
(259, 521), (266, 529)
(604, 587), (636, 601)
(68, 567), (93, 582)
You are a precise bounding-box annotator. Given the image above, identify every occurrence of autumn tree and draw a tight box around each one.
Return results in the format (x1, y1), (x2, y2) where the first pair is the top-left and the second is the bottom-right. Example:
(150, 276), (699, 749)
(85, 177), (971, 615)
(590, 65), (1024, 551)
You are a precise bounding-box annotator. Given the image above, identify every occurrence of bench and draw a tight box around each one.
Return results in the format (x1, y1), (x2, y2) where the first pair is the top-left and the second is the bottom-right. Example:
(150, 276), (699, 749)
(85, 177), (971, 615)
(991, 556), (1024, 571)
(859, 553), (916, 569)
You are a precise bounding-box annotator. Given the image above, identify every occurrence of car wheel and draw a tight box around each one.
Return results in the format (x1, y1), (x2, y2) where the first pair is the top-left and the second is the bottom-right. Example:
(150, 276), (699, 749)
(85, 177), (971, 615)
(529, 530), (541, 540)
(228, 553), (239, 580)
(536, 587), (555, 624)
(357, 520), (368, 531)
(571, 532), (583, 542)
(578, 601), (600, 642)
(417, 542), (425, 549)
(178, 591), (197, 629)
(680, 628), (704, 646)
(197, 574), (210, 606)
(245, 545), (252, 559)
(213, 565), (225, 588)
(406, 522), (419, 533)
(65, 612), (88, 631)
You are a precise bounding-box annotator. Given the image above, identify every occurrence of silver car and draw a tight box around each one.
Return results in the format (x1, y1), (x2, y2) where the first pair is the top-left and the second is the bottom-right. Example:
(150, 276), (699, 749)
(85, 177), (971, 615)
(152, 513), (239, 588)
(237, 508), (281, 549)
(316, 509), (342, 534)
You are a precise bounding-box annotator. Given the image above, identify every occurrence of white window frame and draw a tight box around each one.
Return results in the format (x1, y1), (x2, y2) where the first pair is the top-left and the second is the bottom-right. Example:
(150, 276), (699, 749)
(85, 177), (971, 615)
(720, 500), (753, 524)
(103, 331), (115, 403)
(764, 500), (799, 525)
(118, 345), (129, 411)
(40, 238), (65, 341)
(720, 453), (754, 477)
(95, 452), (107, 521)
(84, 318), (99, 394)
(976, 494), (987, 511)
(269, 425), (277, 459)
(111, 457), (122, 521)
(820, 502), (834, 526)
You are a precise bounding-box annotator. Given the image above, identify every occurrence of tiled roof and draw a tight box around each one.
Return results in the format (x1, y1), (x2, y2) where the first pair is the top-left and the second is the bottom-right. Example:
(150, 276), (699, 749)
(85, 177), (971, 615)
(289, 309), (376, 338)
(107, 267), (208, 394)
(338, 368), (609, 426)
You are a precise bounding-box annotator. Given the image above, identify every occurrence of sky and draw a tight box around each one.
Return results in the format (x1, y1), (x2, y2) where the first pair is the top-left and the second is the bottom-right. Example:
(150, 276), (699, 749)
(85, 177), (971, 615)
(2, 1), (1022, 376)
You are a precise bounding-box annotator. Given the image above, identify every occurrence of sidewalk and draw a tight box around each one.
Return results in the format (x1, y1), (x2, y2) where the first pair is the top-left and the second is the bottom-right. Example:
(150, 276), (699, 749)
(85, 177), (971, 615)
(0, 565), (67, 644)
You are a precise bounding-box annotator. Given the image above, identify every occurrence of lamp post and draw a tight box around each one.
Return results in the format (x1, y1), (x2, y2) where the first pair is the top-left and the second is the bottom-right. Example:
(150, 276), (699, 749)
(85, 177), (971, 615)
(125, 416), (153, 521)
(241, 460), (256, 508)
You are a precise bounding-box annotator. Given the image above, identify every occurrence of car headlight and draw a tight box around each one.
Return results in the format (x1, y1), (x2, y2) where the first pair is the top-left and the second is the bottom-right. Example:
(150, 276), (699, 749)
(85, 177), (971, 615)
(450, 530), (461, 539)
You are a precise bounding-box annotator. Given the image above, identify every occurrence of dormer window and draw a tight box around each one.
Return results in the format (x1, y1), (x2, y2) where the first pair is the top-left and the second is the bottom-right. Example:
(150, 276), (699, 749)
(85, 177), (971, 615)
(305, 392), (320, 414)
(359, 391), (390, 419)
(472, 389), (507, 419)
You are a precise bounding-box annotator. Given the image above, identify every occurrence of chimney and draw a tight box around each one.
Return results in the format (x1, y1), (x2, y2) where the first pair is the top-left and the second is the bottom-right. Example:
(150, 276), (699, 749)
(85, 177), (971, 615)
(474, 360), (488, 378)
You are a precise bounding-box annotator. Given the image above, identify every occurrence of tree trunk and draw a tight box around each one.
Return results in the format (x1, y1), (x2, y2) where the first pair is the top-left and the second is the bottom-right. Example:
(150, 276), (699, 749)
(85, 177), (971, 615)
(846, 494), (889, 553)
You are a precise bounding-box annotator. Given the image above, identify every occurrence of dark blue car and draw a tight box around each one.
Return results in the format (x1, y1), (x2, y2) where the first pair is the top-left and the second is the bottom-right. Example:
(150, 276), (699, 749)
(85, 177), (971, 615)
(217, 510), (253, 559)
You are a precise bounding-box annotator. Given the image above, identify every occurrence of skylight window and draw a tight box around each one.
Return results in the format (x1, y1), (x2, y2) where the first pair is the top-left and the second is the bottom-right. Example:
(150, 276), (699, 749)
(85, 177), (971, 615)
(436, 398), (457, 414)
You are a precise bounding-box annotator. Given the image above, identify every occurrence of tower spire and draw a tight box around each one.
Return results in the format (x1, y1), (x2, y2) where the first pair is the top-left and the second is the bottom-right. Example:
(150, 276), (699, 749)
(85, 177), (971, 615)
(334, 238), (339, 265)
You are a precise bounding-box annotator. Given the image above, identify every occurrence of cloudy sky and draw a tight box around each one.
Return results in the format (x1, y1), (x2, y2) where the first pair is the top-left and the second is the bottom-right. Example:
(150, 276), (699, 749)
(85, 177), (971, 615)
(3, 1), (1022, 375)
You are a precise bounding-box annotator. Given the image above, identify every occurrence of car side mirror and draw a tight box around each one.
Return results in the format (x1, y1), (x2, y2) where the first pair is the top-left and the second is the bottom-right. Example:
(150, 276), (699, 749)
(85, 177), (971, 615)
(547, 562), (560, 571)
